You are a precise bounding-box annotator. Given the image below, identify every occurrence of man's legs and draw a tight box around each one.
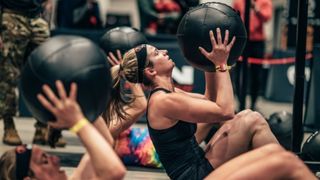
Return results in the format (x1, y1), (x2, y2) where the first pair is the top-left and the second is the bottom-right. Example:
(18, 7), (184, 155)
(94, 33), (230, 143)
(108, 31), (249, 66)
(0, 12), (32, 145)
(29, 16), (66, 147)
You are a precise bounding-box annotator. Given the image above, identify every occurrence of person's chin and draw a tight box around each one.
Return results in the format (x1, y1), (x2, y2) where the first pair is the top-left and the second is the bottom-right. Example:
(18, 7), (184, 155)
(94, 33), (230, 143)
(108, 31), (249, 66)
(59, 170), (67, 179)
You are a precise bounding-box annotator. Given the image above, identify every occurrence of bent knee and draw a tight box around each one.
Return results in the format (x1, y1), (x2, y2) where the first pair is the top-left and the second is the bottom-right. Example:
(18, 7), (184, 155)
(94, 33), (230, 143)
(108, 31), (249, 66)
(242, 111), (269, 131)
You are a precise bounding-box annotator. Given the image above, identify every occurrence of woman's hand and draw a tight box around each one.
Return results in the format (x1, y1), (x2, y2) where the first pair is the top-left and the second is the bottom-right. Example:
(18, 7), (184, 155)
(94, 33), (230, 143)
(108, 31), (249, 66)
(37, 80), (85, 129)
(199, 28), (236, 66)
(107, 50), (122, 66)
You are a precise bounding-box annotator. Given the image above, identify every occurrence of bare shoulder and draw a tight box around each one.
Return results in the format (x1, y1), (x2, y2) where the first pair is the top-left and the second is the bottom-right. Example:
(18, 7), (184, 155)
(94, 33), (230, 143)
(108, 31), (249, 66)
(149, 91), (184, 110)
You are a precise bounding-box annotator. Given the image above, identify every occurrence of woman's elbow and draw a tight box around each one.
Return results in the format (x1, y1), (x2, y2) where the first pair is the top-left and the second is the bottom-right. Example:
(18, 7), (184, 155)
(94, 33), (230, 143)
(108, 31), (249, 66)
(222, 113), (234, 120)
(110, 167), (126, 180)
(99, 166), (126, 180)
(133, 98), (147, 112)
(221, 108), (235, 120)
(139, 99), (148, 111)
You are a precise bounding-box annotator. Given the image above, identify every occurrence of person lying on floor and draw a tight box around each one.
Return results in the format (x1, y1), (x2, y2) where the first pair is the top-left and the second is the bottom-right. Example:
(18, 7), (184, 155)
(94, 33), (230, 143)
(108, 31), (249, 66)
(0, 81), (126, 180)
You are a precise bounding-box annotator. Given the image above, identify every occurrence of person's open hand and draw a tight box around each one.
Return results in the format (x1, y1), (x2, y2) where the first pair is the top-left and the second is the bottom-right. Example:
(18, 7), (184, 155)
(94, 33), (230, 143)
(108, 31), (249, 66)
(107, 50), (123, 66)
(37, 80), (85, 129)
(199, 28), (236, 66)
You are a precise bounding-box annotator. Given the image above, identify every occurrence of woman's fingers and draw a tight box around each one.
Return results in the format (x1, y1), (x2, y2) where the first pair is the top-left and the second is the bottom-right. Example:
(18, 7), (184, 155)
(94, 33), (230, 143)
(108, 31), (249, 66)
(69, 82), (78, 101)
(116, 50), (123, 61)
(216, 28), (222, 44)
(42, 84), (61, 107)
(199, 46), (210, 59)
(227, 36), (236, 51)
(209, 30), (217, 48)
(37, 93), (57, 114)
(56, 80), (67, 100)
(224, 30), (229, 46)
(108, 52), (119, 65)
(107, 56), (117, 66)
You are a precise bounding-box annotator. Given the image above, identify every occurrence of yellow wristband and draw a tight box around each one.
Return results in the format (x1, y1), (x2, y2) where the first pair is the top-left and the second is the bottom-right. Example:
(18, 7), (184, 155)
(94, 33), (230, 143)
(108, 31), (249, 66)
(70, 118), (89, 134)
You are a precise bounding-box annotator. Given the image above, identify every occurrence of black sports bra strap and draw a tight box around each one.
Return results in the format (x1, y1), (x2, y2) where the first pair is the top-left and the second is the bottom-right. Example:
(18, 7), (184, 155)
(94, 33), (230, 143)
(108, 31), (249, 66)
(147, 88), (171, 124)
(149, 88), (171, 97)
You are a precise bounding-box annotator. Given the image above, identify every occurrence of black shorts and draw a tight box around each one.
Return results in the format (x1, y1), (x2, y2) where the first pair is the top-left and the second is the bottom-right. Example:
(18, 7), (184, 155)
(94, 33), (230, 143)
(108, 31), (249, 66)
(175, 159), (214, 180)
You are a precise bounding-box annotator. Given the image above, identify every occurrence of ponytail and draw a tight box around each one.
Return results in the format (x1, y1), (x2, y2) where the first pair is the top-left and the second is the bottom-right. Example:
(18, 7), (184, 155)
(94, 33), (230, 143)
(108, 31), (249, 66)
(102, 65), (134, 126)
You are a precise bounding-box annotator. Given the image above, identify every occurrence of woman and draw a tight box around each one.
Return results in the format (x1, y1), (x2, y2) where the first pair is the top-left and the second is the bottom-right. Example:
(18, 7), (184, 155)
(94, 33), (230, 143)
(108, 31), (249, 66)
(0, 81), (126, 180)
(104, 50), (148, 139)
(69, 50), (149, 179)
(0, 83), (316, 180)
(105, 27), (281, 179)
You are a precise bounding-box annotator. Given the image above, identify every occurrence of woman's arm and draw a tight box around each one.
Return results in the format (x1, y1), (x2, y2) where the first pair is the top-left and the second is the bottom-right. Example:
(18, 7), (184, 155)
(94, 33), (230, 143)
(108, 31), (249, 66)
(37, 81), (126, 180)
(151, 91), (233, 123)
(151, 29), (236, 124)
(75, 120), (126, 180)
(109, 82), (147, 138)
(72, 116), (117, 180)
(93, 116), (115, 146)
(174, 87), (207, 99)
(201, 28), (235, 117)
(107, 50), (148, 139)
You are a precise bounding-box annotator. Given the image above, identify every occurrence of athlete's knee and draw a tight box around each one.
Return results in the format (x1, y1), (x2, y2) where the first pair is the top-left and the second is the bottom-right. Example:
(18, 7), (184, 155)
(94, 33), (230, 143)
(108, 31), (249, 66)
(242, 111), (269, 131)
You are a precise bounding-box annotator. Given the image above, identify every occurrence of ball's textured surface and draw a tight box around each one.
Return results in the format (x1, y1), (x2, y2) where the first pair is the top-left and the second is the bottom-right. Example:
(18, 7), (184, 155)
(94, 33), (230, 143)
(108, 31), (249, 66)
(20, 35), (111, 123)
(177, 2), (247, 71)
(100, 26), (148, 55)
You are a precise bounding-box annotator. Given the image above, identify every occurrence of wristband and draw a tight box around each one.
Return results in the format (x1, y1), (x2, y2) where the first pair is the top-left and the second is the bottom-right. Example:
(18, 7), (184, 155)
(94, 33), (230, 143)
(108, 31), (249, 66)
(215, 64), (233, 72)
(70, 118), (89, 134)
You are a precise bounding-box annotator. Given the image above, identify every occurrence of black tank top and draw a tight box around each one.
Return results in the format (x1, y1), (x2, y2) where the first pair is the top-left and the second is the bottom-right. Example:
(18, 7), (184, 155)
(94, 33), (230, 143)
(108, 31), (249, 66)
(147, 88), (213, 180)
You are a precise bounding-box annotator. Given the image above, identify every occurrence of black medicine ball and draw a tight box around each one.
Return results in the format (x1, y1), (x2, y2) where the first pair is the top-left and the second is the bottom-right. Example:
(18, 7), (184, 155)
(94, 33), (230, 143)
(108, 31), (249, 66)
(268, 111), (292, 150)
(302, 131), (320, 161)
(177, 2), (247, 72)
(20, 35), (111, 124)
(100, 26), (148, 55)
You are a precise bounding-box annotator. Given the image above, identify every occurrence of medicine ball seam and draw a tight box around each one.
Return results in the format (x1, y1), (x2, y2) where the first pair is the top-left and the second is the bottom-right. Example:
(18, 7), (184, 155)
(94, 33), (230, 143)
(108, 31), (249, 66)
(29, 40), (100, 84)
(29, 38), (91, 72)
(65, 65), (109, 82)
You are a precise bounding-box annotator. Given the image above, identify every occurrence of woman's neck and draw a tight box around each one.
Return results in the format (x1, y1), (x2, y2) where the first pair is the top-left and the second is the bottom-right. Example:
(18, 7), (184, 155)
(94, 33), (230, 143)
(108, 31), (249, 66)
(152, 76), (175, 91)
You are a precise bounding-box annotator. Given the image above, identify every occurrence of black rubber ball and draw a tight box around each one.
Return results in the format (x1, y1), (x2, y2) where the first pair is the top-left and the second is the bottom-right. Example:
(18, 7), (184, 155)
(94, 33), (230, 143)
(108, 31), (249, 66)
(100, 26), (148, 55)
(268, 111), (292, 150)
(20, 35), (111, 123)
(302, 131), (320, 161)
(177, 2), (247, 71)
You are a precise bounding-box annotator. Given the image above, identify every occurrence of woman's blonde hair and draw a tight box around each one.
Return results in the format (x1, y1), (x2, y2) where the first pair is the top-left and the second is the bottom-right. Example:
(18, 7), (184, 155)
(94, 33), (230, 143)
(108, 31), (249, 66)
(102, 46), (152, 125)
(0, 149), (17, 180)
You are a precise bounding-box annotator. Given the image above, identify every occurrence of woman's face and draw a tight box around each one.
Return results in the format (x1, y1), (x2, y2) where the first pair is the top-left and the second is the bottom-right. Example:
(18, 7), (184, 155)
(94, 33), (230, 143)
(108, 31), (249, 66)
(146, 45), (175, 74)
(29, 145), (67, 180)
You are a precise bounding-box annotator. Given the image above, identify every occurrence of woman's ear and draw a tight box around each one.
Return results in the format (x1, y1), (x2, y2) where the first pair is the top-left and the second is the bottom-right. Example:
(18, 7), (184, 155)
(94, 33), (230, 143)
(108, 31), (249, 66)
(144, 67), (157, 79)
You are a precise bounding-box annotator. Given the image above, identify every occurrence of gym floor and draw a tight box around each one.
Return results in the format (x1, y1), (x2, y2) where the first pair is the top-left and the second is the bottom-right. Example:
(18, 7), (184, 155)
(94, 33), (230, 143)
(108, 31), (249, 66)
(0, 96), (311, 179)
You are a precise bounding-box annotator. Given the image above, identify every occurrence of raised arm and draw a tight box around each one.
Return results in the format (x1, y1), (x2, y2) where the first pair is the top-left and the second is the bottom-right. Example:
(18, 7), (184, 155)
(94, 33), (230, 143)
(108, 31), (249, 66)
(109, 82), (147, 138)
(37, 81), (126, 180)
(174, 87), (207, 100)
(199, 28), (235, 116)
(151, 91), (233, 123)
(151, 29), (236, 123)
(107, 50), (147, 138)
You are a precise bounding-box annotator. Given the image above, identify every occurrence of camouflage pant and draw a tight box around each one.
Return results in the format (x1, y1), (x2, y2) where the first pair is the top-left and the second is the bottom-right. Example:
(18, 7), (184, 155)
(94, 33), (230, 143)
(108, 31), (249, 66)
(0, 12), (50, 118)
